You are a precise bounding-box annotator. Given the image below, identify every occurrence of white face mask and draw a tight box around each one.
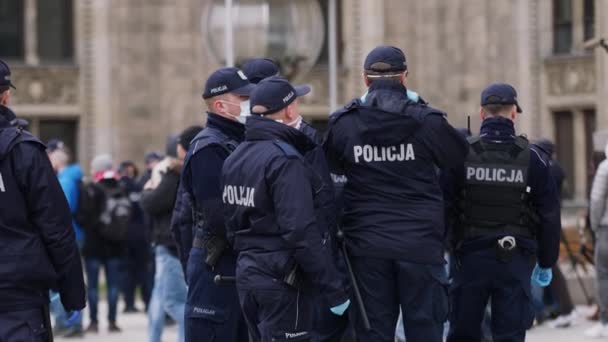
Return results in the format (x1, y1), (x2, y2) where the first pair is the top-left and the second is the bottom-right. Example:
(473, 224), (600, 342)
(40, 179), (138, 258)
(220, 100), (250, 124)
(237, 100), (251, 124)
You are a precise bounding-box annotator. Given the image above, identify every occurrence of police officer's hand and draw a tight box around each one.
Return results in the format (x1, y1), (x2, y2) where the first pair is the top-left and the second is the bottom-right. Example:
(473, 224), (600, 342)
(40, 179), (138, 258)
(330, 299), (351, 316)
(531, 264), (553, 287)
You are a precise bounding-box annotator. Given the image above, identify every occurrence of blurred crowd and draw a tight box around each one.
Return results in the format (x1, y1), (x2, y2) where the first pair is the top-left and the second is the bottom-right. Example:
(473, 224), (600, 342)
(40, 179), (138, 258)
(45, 125), (202, 339)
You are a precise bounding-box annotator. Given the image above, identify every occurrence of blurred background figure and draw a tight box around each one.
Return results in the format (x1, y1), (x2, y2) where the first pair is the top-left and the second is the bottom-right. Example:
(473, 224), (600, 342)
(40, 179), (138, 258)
(587, 142), (608, 338)
(142, 128), (201, 342)
(47, 139), (85, 338)
(118, 160), (154, 314)
(76, 155), (128, 334)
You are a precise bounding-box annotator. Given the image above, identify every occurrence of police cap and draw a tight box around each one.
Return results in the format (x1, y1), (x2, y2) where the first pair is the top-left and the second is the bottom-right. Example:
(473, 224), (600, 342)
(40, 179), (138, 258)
(0, 59), (16, 89)
(364, 46), (407, 73)
(480, 83), (523, 113)
(202, 67), (255, 99)
(241, 58), (280, 84)
(249, 77), (310, 116)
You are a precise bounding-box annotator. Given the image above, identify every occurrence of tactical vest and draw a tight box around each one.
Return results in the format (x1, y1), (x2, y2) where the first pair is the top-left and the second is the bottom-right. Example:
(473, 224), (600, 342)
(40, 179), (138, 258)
(184, 127), (239, 229)
(458, 135), (539, 241)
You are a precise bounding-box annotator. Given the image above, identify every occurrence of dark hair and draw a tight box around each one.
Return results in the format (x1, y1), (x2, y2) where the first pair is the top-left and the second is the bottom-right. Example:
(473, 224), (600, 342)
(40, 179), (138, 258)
(0, 85), (9, 94)
(482, 104), (515, 116)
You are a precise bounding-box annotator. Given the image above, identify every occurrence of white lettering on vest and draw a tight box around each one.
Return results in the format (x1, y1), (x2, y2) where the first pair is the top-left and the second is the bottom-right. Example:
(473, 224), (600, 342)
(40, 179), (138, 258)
(222, 185), (255, 207)
(466, 167), (524, 184)
(353, 144), (416, 163)
(0, 172), (4, 192)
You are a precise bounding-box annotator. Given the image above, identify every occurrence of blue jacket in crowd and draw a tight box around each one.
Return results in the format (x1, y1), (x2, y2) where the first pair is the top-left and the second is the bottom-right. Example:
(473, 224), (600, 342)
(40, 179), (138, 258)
(323, 80), (469, 264)
(442, 116), (561, 268)
(222, 115), (349, 306)
(58, 164), (85, 245)
(0, 105), (85, 312)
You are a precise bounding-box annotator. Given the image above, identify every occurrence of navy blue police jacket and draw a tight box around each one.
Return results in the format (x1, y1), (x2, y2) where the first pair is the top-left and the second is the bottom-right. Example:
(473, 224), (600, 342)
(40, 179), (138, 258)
(442, 116), (561, 268)
(323, 80), (469, 264)
(0, 105), (86, 312)
(171, 182), (193, 274)
(221, 115), (349, 306)
(177, 113), (244, 267)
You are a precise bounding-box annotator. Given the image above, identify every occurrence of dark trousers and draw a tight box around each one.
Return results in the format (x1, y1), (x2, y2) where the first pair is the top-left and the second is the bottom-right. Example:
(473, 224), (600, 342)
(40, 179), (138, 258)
(447, 248), (535, 342)
(124, 244), (153, 310)
(0, 308), (50, 341)
(350, 257), (448, 342)
(85, 257), (124, 323)
(239, 285), (314, 342)
(185, 247), (248, 342)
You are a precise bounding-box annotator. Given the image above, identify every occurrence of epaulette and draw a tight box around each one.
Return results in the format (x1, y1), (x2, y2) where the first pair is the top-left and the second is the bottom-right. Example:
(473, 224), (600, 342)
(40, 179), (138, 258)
(329, 99), (360, 122)
(272, 140), (303, 159)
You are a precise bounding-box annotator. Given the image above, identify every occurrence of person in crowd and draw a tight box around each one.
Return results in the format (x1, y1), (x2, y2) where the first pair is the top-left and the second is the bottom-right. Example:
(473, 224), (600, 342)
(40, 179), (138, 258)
(119, 160), (154, 313)
(78, 154), (129, 333)
(47, 141), (86, 337)
(587, 142), (608, 338)
(142, 129), (200, 342)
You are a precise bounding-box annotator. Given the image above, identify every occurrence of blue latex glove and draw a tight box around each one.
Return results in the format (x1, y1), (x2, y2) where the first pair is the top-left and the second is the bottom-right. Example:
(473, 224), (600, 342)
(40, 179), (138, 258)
(531, 264), (553, 287)
(66, 311), (82, 325)
(330, 299), (351, 316)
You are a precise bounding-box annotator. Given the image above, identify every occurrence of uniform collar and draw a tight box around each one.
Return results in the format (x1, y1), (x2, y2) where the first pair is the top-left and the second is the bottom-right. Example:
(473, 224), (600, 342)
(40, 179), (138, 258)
(206, 112), (245, 142)
(479, 116), (516, 140)
(245, 115), (315, 154)
(0, 105), (16, 128)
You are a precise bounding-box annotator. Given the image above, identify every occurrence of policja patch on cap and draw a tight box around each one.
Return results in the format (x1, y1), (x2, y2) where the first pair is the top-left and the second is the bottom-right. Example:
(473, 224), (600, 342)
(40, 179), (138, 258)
(249, 76), (310, 116)
(202, 67), (255, 99)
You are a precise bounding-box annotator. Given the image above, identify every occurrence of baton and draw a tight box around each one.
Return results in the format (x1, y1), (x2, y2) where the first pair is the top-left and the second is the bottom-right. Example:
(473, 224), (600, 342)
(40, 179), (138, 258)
(213, 275), (236, 285)
(336, 230), (371, 331)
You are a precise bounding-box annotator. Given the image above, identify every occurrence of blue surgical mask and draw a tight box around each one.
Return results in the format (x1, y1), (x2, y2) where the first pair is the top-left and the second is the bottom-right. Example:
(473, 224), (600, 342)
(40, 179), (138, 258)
(360, 89), (420, 103)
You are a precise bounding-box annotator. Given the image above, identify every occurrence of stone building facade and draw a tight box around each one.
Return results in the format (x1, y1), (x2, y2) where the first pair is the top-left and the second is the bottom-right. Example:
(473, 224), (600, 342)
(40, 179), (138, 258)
(1, 0), (606, 210)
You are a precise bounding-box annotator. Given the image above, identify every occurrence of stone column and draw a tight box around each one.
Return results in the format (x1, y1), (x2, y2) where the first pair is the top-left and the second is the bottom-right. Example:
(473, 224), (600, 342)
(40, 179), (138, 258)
(573, 110), (588, 201)
(24, 0), (38, 65)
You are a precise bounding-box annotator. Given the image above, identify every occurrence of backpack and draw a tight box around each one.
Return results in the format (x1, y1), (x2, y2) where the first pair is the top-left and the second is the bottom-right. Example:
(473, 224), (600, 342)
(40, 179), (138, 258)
(75, 180), (131, 242)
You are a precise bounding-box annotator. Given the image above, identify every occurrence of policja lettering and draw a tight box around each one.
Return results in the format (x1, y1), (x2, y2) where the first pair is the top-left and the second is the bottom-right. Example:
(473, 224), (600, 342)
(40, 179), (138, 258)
(0, 171), (5, 192)
(353, 144), (415, 163)
(466, 166), (525, 184)
(222, 185), (255, 207)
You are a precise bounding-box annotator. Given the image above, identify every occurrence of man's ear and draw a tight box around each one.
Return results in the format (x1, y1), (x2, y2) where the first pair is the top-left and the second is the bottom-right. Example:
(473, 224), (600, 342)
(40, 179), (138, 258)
(363, 72), (370, 87)
(510, 105), (517, 121)
(479, 107), (487, 120)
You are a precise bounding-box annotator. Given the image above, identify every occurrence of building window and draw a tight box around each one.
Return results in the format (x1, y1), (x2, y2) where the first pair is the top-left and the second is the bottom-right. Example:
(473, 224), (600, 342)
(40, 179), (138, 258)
(553, 0), (573, 54)
(583, 0), (595, 41)
(38, 118), (78, 157)
(37, 0), (74, 62)
(0, 1), (24, 59)
(584, 109), (596, 196)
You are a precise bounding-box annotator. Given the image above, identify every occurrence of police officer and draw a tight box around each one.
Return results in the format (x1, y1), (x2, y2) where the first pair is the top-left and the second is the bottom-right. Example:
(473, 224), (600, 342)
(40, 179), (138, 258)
(0, 59), (86, 340)
(241, 57), (280, 84)
(221, 76), (350, 342)
(179, 67), (253, 342)
(323, 46), (468, 342)
(242, 59), (351, 341)
(444, 83), (561, 342)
